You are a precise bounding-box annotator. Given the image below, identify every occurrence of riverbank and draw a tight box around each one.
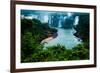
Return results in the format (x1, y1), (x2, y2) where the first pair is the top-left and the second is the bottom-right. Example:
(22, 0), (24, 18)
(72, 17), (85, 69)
(41, 33), (58, 44)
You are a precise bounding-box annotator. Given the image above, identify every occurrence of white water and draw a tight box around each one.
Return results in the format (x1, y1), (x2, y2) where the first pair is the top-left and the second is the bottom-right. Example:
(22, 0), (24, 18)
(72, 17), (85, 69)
(43, 28), (82, 49)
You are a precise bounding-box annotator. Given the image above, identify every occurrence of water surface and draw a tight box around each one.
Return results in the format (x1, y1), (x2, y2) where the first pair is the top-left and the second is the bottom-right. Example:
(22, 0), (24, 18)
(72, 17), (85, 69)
(43, 28), (81, 49)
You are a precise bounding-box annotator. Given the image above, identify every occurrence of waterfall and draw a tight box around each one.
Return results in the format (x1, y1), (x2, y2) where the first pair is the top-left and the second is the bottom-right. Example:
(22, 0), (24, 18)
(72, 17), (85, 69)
(58, 20), (62, 28)
(43, 15), (48, 23)
(74, 16), (79, 26)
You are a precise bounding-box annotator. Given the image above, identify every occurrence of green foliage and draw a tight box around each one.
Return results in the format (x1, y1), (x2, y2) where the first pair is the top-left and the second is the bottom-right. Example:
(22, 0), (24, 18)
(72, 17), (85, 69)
(70, 44), (89, 60)
(21, 32), (43, 62)
(21, 19), (34, 34)
(22, 43), (89, 62)
(21, 32), (34, 62)
(45, 44), (69, 61)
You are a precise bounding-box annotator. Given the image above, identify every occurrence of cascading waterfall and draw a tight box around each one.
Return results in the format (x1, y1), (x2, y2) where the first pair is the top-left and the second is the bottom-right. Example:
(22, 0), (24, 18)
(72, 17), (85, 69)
(58, 20), (62, 28)
(58, 15), (65, 28)
(74, 16), (79, 26)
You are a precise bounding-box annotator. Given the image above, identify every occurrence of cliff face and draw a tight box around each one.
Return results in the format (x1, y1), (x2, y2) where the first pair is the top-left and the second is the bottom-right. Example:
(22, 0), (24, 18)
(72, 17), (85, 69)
(74, 13), (89, 42)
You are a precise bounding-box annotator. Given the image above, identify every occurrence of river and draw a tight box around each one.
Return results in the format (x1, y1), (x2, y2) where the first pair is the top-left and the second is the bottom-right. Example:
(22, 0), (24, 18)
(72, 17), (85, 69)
(43, 28), (82, 49)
